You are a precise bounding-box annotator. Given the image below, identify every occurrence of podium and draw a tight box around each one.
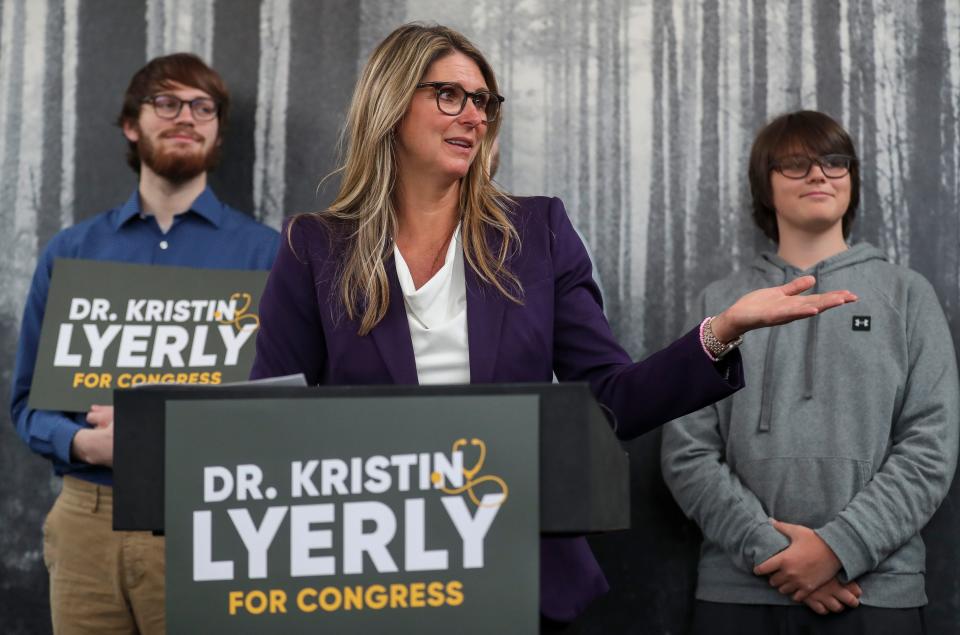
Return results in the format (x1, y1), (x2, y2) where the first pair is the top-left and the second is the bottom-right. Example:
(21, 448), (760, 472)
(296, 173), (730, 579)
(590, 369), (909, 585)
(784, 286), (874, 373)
(114, 383), (629, 534)
(113, 383), (629, 634)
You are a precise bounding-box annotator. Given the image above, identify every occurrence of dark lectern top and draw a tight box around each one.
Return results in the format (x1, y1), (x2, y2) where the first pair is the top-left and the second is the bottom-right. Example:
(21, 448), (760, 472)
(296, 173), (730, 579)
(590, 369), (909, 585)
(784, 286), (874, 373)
(113, 383), (629, 535)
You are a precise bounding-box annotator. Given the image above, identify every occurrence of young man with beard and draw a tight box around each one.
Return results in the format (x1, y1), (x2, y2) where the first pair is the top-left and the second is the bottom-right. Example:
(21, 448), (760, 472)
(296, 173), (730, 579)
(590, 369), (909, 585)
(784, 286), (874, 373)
(9, 53), (278, 634)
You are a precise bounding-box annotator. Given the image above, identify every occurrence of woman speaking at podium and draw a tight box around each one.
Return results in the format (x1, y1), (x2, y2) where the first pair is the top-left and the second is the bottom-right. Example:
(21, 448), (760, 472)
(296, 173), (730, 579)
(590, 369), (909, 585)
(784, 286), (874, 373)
(250, 23), (855, 629)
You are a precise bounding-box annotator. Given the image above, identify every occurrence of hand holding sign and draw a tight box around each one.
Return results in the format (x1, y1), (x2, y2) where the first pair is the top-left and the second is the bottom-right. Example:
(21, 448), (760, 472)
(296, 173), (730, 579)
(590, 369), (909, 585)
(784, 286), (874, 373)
(71, 404), (114, 466)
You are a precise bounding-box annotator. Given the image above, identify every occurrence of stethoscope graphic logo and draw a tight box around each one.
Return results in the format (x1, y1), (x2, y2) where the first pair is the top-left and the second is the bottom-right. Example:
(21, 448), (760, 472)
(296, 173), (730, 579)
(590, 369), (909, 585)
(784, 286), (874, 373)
(433, 438), (509, 508)
(215, 292), (261, 331)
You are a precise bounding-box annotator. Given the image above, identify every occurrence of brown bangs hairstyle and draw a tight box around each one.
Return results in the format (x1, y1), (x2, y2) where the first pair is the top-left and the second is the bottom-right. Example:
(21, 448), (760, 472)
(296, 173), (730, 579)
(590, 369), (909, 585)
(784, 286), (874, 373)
(117, 52), (230, 173)
(748, 110), (860, 243)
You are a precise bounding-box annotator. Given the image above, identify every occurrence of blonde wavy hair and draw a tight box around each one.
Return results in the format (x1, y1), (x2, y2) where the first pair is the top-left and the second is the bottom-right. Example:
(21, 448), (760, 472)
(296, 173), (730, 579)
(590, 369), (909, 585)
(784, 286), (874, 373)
(305, 23), (521, 335)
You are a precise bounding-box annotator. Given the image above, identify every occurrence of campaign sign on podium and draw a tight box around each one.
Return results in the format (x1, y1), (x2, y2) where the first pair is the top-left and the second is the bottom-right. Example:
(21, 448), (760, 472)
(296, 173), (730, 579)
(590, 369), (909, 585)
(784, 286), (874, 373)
(165, 395), (539, 634)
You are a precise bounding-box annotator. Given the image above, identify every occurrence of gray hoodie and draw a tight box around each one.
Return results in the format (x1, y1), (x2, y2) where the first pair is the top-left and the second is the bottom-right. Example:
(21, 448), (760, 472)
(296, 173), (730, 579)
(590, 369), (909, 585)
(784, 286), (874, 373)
(661, 243), (959, 607)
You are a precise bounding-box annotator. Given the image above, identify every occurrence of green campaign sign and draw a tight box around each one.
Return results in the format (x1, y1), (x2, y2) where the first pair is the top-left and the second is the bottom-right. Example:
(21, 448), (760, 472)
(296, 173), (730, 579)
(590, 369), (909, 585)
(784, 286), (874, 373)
(29, 259), (268, 411)
(165, 395), (539, 634)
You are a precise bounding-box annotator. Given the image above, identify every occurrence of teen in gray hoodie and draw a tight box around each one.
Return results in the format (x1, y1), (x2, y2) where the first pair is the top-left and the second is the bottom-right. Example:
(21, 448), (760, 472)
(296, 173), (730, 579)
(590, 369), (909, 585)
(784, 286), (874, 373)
(661, 111), (959, 634)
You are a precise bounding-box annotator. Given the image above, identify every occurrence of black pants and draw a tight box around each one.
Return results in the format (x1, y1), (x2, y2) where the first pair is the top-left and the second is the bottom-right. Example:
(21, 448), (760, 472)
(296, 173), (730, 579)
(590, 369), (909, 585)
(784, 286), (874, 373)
(690, 600), (926, 635)
(541, 615), (574, 634)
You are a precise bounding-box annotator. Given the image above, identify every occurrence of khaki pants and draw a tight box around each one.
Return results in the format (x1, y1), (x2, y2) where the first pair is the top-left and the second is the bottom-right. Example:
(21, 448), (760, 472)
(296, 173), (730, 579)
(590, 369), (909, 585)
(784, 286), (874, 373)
(43, 476), (165, 635)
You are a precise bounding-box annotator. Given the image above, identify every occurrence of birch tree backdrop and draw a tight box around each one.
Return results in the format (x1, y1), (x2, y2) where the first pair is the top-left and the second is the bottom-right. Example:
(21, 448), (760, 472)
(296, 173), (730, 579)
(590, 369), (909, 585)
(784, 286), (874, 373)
(2, 1), (959, 632)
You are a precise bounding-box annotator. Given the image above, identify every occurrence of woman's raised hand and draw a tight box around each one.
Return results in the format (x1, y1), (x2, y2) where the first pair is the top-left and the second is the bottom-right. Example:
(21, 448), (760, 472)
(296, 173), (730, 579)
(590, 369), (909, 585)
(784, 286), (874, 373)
(710, 275), (857, 343)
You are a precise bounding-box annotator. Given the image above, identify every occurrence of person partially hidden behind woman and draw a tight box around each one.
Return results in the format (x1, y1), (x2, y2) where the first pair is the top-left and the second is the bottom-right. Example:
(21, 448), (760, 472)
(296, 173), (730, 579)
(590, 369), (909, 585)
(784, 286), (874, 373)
(661, 111), (958, 635)
(250, 25), (857, 629)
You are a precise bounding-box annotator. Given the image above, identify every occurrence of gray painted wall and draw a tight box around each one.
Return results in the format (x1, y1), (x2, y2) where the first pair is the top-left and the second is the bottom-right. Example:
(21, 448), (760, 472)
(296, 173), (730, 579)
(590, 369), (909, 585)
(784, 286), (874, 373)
(2, 1), (958, 632)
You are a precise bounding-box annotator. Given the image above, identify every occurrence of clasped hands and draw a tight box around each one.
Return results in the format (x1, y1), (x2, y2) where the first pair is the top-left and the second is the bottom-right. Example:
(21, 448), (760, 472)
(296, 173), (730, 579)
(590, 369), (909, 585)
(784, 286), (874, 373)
(754, 519), (861, 616)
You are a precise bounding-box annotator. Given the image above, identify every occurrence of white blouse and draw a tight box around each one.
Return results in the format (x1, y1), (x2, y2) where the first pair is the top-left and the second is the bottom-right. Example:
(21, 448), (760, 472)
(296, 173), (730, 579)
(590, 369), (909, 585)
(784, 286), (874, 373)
(393, 227), (471, 385)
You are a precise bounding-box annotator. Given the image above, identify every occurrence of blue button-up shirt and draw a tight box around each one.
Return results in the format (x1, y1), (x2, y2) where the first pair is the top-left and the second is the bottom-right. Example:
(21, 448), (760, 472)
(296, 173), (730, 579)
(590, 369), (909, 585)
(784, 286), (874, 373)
(9, 187), (280, 485)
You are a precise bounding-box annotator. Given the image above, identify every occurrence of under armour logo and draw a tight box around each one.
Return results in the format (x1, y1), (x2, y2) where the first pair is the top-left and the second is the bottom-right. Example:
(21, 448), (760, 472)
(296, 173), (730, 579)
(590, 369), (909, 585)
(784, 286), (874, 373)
(852, 316), (871, 331)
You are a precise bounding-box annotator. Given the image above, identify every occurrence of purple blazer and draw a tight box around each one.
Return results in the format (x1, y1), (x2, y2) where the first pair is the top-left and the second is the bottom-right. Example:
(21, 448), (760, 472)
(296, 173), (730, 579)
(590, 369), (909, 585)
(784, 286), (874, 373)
(251, 196), (743, 621)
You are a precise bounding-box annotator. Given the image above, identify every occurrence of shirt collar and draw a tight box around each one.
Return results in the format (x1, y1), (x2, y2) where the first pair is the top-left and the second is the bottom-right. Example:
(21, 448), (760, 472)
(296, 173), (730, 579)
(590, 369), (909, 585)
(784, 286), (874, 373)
(114, 185), (225, 230)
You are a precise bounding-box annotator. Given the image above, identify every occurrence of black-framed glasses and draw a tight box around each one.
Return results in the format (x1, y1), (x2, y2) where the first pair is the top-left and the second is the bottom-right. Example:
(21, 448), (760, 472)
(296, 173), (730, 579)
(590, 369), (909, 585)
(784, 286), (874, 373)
(416, 81), (504, 123)
(142, 95), (219, 121)
(771, 154), (855, 179)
